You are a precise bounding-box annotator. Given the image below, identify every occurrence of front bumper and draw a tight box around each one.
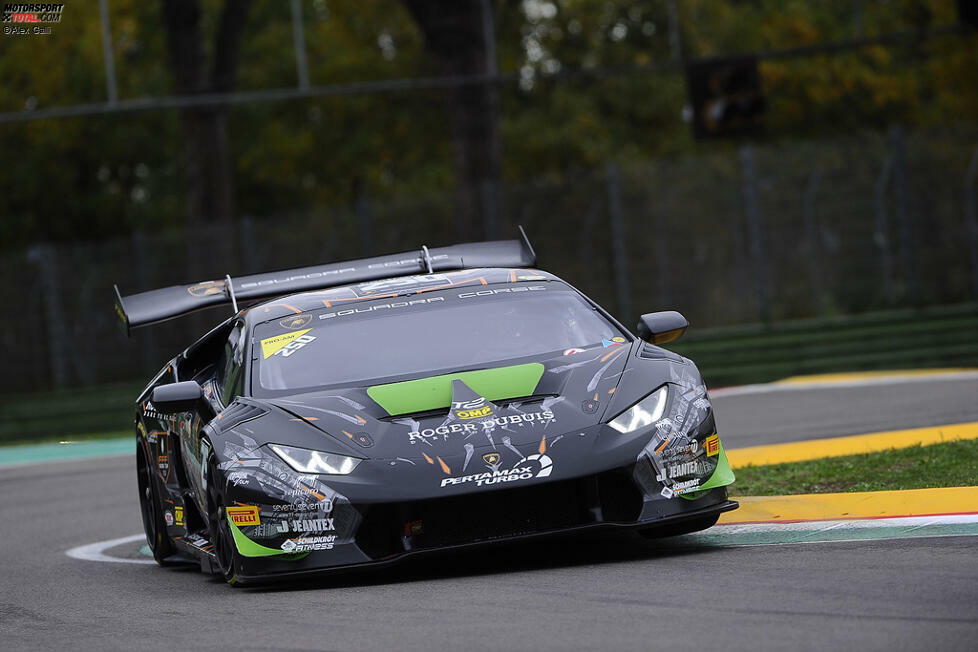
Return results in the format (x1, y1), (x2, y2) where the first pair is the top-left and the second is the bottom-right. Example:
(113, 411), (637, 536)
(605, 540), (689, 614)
(230, 471), (736, 584)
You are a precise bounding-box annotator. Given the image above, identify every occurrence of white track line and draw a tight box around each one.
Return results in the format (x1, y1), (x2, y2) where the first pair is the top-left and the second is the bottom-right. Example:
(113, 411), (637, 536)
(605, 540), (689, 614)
(66, 533), (156, 565)
(710, 370), (978, 398)
(67, 514), (978, 564)
(714, 513), (978, 533)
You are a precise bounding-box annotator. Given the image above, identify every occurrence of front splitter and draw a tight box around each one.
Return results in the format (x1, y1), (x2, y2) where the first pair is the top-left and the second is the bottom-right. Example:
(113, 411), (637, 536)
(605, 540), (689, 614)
(233, 499), (739, 585)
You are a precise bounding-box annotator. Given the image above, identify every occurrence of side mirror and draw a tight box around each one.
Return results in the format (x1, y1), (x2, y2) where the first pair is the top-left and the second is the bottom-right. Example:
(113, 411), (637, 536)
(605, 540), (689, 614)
(150, 381), (204, 414)
(636, 311), (689, 345)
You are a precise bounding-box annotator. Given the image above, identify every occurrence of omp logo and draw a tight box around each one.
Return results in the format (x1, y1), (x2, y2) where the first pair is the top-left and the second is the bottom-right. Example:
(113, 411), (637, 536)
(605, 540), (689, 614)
(279, 314), (312, 330)
(452, 396), (494, 420)
(704, 434), (720, 456)
(227, 505), (260, 527)
(187, 280), (223, 297)
(457, 406), (492, 420)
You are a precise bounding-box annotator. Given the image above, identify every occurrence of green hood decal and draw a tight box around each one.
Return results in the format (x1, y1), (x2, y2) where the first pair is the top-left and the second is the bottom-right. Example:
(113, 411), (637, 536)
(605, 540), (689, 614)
(366, 363), (545, 416)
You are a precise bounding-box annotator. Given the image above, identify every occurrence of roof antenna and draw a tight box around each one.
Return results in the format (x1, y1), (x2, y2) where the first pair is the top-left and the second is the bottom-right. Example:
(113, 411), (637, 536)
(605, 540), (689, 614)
(224, 274), (239, 314)
(421, 245), (434, 274)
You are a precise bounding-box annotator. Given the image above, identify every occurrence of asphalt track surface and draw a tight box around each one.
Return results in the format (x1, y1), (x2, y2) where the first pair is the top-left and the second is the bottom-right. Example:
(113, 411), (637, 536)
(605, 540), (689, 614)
(2, 375), (977, 651)
(712, 374), (978, 446)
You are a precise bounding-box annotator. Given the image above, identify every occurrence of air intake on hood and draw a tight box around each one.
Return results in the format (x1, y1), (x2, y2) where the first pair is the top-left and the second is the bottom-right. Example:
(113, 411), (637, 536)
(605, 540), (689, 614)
(213, 402), (267, 431)
(639, 343), (684, 362)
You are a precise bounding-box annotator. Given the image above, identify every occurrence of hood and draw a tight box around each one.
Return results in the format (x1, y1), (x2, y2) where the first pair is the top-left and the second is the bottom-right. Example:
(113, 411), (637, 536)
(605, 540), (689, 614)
(263, 341), (633, 461)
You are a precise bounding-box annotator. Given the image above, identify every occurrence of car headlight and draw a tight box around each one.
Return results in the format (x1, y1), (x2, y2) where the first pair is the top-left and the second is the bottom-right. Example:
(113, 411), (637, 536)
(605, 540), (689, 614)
(268, 444), (362, 475)
(608, 386), (669, 434)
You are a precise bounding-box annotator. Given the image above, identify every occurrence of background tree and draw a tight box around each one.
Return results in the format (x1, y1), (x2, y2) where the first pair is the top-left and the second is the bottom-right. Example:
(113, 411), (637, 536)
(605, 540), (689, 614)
(401, 0), (502, 240)
(160, 0), (253, 267)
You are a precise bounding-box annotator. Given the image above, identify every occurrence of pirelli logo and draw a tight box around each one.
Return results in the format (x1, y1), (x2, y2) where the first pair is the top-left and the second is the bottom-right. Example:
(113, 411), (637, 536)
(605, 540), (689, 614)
(704, 434), (720, 457)
(227, 505), (260, 527)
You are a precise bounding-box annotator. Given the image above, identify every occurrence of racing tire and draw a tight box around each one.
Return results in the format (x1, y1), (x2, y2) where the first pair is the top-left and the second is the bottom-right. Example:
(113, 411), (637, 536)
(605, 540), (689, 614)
(637, 513), (720, 539)
(136, 441), (175, 565)
(206, 454), (241, 585)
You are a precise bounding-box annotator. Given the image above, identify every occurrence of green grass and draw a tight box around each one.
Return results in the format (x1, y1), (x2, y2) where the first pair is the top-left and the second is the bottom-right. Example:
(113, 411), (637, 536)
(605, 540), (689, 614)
(0, 430), (131, 447)
(732, 439), (978, 496)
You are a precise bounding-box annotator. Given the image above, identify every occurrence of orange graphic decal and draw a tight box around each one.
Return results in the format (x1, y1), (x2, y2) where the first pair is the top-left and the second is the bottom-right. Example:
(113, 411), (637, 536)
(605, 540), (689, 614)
(601, 348), (625, 363)
(436, 456), (451, 474)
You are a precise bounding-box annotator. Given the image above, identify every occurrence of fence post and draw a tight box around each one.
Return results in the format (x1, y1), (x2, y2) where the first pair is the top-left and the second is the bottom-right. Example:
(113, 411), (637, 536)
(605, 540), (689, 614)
(606, 163), (632, 325)
(802, 164), (826, 315)
(966, 144), (978, 299)
(290, 0), (310, 90)
(98, 0), (118, 104)
(874, 151), (895, 304)
(739, 145), (769, 323)
(891, 126), (920, 304)
(666, 0), (683, 62)
(26, 244), (69, 389)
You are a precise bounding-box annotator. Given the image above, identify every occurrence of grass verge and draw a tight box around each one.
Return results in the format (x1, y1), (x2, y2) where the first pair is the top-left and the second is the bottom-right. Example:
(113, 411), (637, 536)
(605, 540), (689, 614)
(731, 439), (978, 496)
(0, 430), (131, 447)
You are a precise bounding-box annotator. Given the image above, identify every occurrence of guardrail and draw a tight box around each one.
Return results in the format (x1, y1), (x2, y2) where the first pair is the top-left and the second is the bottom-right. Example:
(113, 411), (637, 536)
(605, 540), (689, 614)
(671, 302), (978, 387)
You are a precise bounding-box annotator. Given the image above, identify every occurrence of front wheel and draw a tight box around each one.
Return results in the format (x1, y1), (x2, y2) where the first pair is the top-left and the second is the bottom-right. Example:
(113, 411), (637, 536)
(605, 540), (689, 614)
(637, 513), (720, 539)
(206, 454), (240, 585)
(136, 442), (174, 564)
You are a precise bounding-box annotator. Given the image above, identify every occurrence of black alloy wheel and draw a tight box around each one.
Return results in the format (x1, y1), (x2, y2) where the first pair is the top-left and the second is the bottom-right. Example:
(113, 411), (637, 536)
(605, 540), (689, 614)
(136, 442), (175, 564)
(206, 454), (240, 584)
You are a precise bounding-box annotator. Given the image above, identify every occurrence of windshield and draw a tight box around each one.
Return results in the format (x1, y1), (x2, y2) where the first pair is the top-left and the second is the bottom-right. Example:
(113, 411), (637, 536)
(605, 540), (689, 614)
(253, 287), (622, 395)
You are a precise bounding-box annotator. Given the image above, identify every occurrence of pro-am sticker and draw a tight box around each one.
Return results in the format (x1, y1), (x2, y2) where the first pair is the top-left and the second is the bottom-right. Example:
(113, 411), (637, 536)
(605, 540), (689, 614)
(260, 329), (316, 359)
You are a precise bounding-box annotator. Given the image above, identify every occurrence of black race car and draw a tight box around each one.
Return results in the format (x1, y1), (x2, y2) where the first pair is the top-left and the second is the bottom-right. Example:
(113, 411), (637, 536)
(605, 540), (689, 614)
(115, 230), (736, 585)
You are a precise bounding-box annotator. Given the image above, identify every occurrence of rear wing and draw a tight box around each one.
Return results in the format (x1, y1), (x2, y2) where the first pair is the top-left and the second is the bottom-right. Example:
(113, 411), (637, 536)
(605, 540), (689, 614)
(114, 228), (536, 336)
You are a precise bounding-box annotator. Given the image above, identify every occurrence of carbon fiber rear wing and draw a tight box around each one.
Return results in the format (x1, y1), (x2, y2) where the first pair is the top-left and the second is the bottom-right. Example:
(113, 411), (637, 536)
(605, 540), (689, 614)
(113, 228), (536, 336)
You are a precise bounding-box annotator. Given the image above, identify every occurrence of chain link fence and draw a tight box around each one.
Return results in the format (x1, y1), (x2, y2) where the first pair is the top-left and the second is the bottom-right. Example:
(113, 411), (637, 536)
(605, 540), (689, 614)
(3, 124), (977, 396)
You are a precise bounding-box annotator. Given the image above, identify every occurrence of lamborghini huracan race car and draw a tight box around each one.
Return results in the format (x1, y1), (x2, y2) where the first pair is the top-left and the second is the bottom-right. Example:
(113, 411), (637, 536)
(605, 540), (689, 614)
(115, 231), (736, 585)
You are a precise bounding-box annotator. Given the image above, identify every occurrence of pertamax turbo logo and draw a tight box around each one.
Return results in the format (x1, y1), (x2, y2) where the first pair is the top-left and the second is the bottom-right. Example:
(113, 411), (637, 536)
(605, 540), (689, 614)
(440, 453), (553, 488)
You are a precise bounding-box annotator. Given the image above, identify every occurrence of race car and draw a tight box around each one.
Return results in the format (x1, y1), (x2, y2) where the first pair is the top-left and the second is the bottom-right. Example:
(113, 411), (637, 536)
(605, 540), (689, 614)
(115, 230), (736, 585)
